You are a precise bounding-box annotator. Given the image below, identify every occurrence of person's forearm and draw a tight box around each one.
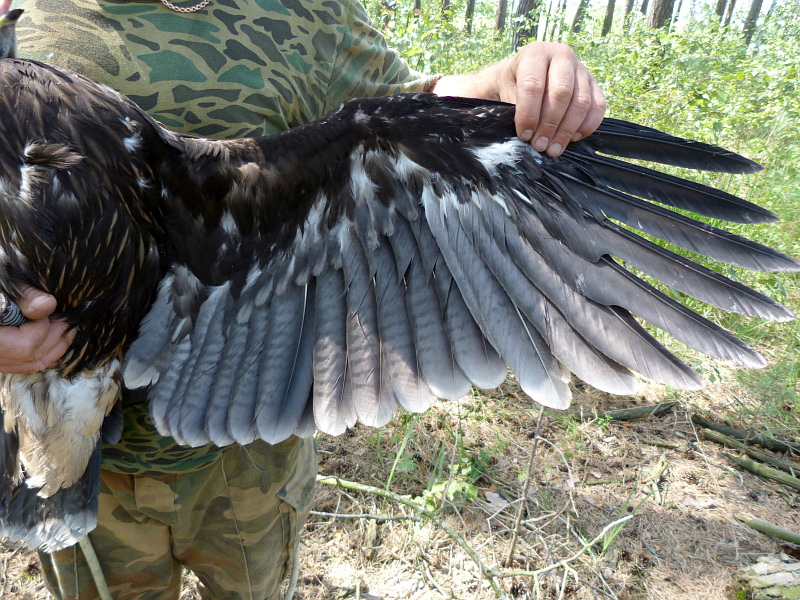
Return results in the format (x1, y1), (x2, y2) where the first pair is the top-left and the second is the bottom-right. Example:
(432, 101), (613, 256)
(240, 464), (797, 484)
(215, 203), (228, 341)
(430, 60), (509, 101)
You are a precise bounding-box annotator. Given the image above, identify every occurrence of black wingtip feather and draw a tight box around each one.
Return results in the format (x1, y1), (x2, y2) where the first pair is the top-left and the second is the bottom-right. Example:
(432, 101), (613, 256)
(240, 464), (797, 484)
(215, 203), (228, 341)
(587, 118), (763, 174)
(561, 151), (778, 224)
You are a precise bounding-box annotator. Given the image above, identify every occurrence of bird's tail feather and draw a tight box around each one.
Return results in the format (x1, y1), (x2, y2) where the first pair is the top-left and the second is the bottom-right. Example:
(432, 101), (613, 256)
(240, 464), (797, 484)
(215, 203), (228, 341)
(0, 412), (100, 552)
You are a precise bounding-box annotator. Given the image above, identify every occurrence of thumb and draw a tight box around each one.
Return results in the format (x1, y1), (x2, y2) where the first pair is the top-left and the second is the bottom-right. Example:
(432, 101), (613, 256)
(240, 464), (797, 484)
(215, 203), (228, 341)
(16, 286), (58, 321)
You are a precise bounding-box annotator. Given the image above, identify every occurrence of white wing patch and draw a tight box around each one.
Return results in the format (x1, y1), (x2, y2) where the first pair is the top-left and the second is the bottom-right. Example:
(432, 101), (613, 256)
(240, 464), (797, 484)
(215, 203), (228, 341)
(123, 134), (142, 153)
(219, 210), (238, 236)
(17, 163), (39, 204)
(470, 139), (535, 175)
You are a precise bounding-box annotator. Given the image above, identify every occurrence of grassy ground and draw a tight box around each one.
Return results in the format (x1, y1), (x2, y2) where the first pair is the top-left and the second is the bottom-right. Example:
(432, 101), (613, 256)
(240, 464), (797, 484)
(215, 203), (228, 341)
(2, 374), (798, 599)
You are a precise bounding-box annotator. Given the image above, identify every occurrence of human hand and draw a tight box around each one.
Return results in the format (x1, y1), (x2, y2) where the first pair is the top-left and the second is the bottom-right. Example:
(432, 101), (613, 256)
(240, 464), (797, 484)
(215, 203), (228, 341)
(0, 287), (74, 373)
(502, 42), (606, 157)
(431, 42), (605, 157)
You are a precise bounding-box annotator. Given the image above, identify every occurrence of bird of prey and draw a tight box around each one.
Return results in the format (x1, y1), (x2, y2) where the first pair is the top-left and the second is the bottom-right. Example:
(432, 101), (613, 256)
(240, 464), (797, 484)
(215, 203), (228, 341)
(0, 4), (797, 551)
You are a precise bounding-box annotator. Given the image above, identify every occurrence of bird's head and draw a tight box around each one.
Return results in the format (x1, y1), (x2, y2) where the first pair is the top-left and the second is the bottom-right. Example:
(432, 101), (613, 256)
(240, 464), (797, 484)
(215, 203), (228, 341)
(0, 0), (22, 59)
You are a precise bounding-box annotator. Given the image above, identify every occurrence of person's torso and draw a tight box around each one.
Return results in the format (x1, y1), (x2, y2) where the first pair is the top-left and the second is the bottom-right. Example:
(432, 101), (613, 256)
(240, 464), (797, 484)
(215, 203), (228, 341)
(16, 0), (356, 137)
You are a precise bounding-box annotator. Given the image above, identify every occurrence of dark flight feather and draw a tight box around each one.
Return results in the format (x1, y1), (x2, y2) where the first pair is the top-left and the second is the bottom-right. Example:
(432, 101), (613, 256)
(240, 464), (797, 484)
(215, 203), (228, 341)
(580, 118), (763, 174)
(562, 151), (776, 223)
(0, 52), (796, 553)
(554, 177), (793, 272)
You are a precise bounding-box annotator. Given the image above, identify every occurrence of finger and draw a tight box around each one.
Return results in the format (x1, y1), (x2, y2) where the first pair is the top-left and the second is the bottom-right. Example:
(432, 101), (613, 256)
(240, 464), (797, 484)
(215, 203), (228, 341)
(530, 52), (576, 153)
(510, 53), (549, 142)
(0, 318), (52, 360)
(0, 319), (73, 373)
(543, 66), (593, 157)
(571, 75), (606, 142)
(19, 323), (75, 372)
(17, 285), (58, 320)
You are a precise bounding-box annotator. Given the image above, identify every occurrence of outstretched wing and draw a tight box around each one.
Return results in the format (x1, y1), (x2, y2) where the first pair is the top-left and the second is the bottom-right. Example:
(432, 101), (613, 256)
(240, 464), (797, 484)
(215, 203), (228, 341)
(121, 94), (798, 447)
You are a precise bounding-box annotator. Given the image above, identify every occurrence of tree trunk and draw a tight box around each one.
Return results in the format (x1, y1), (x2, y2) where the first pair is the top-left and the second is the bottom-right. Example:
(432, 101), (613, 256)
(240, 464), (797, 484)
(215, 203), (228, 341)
(671, 0), (682, 27)
(555, 0), (567, 40)
(414, 0), (421, 23)
(495, 0), (508, 33)
(723, 0), (737, 26)
(715, 0), (727, 19)
(640, 0), (650, 15)
(753, 0), (778, 51)
(547, 0), (567, 42)
(647, 0), (675, 28)
(440, 0), (451, 21)
(763, 0), (778, 20)
(374, 0), (395, 30)
(465, 0), (477, 33)
(624, 0), (635, 16)
(623, 0), (635, 29)
(513, 0), (542, 49)
(542, 0), (553, 42)
(571, 0), (590, 32)
(602, 0), (617, 35)
(742, 0), (763, 43)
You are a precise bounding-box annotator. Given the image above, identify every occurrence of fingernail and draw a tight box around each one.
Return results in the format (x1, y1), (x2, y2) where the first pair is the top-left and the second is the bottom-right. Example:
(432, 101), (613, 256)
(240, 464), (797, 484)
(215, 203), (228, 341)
(534, 137), (548, 151)
(548, 143), (562, 156)
(27, 297), (44, 312)
(26, 296), (51, 316)
(520, 129), (533, 142)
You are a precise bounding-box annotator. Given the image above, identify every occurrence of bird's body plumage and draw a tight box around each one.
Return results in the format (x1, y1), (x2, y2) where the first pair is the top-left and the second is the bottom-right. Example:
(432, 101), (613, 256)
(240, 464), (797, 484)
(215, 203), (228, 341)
(0, 53), (796, 551)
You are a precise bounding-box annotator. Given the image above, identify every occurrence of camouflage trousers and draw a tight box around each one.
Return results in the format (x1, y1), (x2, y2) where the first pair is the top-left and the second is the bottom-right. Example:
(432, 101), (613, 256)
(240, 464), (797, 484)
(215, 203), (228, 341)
(38, 437), (317, 600)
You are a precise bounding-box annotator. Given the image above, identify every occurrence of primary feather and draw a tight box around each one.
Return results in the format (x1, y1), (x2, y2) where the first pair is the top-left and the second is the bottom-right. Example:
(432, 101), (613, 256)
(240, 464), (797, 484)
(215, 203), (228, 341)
(0, 51), (796, 552)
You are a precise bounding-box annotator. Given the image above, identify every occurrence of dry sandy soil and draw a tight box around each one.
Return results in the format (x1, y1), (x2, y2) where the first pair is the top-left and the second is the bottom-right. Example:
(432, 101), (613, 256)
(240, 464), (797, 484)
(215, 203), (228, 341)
(1, 375), (798, 600)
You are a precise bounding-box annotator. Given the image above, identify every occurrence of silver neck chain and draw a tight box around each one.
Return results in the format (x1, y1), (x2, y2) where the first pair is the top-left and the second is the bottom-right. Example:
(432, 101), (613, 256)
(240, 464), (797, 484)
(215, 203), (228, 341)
(159, 0), (211, 12)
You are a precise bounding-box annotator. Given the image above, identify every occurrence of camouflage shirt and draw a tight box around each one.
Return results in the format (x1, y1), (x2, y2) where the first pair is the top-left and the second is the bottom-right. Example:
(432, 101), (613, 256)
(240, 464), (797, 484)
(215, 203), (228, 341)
(15, 0), (437, 474)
